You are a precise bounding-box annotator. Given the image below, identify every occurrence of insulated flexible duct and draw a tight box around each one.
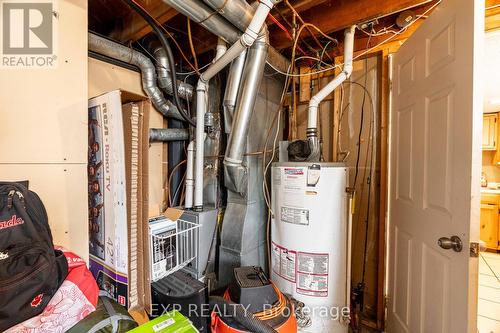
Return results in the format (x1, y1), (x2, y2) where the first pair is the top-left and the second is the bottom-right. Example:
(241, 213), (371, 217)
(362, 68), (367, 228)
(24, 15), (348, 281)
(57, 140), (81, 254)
(88, 33), (184, 121)
(153, 47), (194, 100)
(121, 0), (196, 126)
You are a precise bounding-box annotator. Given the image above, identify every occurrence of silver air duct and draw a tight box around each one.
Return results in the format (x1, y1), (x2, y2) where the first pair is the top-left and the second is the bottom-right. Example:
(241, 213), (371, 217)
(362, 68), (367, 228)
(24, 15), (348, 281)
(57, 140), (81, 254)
(163, 0), (289, 74)
(223, 32), (268, 194)
(153, 47), (194, 100)
(203, 0), (254, 31)
(223, 50), (247, 133)
(88, 33), (183, 121)
(162, 0), (241, 44)
(149, 128), (189, 142)
(192, 0), (279, 211)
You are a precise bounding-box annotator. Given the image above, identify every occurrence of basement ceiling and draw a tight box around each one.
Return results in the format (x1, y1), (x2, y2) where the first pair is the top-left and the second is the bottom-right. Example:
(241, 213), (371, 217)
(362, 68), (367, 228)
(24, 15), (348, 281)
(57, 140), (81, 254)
(88, 0), (440, 64)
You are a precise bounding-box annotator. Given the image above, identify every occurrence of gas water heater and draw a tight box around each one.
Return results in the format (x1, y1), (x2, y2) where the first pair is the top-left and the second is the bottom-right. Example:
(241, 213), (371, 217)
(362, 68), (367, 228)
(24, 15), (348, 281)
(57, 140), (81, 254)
(271, 163), (350, 333)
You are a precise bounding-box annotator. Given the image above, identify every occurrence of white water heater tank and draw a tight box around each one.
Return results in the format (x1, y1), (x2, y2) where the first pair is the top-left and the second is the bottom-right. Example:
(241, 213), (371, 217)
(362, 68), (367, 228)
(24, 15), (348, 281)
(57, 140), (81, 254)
(271, 162), (350, 333)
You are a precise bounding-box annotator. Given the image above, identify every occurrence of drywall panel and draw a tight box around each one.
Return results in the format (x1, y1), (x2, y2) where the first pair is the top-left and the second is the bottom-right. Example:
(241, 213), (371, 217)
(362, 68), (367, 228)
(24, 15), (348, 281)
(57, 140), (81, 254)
(88, 57), (143, 98)
(0, 0), (88, 262)
(148, 111), (165, 217)
(0, 164), (88, 261)
(0, 0), (88, 164)
(484, 30), (500, 113)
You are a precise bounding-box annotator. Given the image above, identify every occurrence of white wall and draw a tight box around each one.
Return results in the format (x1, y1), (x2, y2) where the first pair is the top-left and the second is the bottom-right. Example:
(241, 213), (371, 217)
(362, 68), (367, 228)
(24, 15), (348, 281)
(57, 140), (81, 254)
(0, 1), (88, 260)
(484, 30), (500, 113)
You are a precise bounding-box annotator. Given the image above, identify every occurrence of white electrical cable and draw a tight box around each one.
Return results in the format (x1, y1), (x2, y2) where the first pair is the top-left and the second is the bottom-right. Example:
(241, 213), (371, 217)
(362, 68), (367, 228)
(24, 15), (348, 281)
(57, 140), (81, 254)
(358, 24), (399, 37)
(266, 0), (442, 78)
(262, 63), (293, 214)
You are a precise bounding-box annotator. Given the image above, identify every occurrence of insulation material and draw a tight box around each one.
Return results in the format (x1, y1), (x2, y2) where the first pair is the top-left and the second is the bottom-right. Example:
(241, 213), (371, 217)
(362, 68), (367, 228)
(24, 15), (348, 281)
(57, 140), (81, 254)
(123, 103), (140, 308)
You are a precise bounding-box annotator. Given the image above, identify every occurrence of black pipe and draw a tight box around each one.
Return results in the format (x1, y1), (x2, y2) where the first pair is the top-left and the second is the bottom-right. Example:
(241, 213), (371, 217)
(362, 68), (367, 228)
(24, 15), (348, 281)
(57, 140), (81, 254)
(121, 0), (196, 127)
(209, 296), (278, 333)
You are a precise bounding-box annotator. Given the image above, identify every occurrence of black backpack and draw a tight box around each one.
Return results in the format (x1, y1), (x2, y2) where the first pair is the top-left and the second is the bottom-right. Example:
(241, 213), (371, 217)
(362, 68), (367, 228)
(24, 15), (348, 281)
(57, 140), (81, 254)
(0, 181), (68, 331)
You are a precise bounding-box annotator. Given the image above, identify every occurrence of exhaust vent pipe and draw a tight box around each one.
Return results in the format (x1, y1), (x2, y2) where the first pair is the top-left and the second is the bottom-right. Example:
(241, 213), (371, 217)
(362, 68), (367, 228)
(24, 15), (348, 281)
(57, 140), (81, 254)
(223, 50), (247, 132)
(305, 26), (356, 161)
(223, 32), (268, 194)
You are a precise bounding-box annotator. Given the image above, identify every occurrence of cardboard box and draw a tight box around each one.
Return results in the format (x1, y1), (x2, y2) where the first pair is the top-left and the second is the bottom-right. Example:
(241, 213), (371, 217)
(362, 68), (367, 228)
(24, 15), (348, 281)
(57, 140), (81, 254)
(88, 90), (152, 314)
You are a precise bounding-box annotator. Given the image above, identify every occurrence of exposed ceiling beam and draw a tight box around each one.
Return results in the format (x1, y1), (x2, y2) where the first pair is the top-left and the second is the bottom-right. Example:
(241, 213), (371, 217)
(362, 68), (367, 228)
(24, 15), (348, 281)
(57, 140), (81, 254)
(330, 19), (424, 59)
(273, 0), (329, 18)
(110, 1), (178, 42)
(270, 0), (434, 50)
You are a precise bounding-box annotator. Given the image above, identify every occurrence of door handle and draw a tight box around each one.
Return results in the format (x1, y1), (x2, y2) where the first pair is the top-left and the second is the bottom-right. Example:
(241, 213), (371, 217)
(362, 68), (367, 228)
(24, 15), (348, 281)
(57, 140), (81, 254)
(438, 236), (463, 252)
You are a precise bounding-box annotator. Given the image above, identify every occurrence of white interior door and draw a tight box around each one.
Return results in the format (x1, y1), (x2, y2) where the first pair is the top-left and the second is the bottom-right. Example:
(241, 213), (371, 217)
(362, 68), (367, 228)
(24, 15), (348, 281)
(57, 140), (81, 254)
(388, 0), (484, 332)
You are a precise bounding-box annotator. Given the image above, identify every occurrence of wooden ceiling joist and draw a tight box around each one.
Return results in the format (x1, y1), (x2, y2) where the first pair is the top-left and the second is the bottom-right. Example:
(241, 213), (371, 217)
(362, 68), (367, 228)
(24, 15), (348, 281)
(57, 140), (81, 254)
(110, 1), (178, 42)
(270, 0), (435, 49)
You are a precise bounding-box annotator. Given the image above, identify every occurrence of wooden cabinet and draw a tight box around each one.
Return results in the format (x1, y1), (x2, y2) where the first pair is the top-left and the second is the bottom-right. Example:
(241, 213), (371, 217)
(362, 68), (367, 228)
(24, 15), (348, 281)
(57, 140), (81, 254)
(483, 113), (498, 150)
(480, 203), (499, 250)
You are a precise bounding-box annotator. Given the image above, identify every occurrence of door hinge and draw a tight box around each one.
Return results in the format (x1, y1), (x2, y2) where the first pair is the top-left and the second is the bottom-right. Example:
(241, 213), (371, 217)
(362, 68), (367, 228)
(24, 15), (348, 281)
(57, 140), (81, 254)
(470, 242), (480, 258)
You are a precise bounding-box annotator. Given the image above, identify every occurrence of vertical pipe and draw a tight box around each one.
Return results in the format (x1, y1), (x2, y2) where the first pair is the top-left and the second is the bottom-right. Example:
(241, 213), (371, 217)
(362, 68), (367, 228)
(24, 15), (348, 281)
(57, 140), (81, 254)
(224, 35), (268, 175)
(346, 194), (353, 316)
(193, 0), (278, 209)
(214, 38), (228, 61)
(185, 141), (195, 209)
(307, 26), (356, 161)
(194, 81), (208, 210)
(223, 50), (247, 132)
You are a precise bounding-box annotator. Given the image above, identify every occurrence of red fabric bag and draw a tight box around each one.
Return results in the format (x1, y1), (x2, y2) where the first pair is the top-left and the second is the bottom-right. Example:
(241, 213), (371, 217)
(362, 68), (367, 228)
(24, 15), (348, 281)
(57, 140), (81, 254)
(5, 248), (99, 333)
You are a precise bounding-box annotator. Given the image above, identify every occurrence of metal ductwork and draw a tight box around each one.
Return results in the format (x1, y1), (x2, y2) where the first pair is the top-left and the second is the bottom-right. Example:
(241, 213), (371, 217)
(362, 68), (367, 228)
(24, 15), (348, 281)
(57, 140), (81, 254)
(203, 0), (254, 27)
(203, 0), (253, 32)
(162, 0), (289, 74)
(149, 128), (189, 142)
(153, 47), (194, 100)
(223, 50), (247, 133)
(191, 0), (278, 211)
(223, 32), (268, 194)
(162, 0), (241, 44)
(88, 33), (183, 121)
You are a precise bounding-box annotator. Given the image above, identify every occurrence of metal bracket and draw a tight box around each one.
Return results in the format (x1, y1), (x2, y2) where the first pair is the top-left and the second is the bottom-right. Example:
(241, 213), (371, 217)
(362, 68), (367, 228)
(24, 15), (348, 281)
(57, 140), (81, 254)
(470, 242), (479, 258)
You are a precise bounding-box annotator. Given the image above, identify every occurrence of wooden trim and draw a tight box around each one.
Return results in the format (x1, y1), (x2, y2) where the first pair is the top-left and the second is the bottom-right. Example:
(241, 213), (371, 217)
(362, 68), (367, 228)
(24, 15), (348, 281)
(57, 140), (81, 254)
(377, 48), (390, 331)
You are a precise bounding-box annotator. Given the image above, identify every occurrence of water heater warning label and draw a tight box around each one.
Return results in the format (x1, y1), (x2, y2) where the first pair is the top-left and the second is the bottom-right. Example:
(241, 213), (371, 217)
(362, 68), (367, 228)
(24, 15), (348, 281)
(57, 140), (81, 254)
(281, 206), (309, 225)
(272, 242), (296, 283)
(296, 252), (329, 297)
